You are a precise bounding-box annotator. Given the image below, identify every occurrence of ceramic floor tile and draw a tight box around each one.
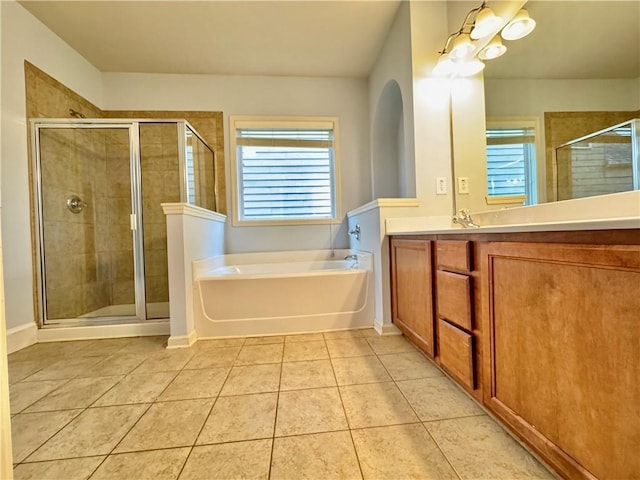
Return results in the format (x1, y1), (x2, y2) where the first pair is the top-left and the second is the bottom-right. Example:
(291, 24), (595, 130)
(12, 456), (105, 480)
(25, 376), (123, 412)
(158, 368), (230, 401)
(8, 341), (91, 363)
(90, 448), (190, 480)
(11, 409), (83, 463)
(325, 338), (374, 358)
(26, 405), (148, 461)
(351, 423), (458, 480)
(90, 353), (149, 376)
(10, 379), (68, 414)
(283, 340), (329, 362)
(180, 439), (272, 480)
(235, 343), (283, 365)
(245, 335), (285, 346)
(280, 359), (336, 391)
(131, 349), (195, 374)
(8, 360), (44, 384)
(270, 431), (362, 480)
(197, 392), (277, 444)
(340, 382), (419, 429)
(22, 356), (106, 382)
(378, 351), (444, 381)
(116, 336), (167, 354)
(192, 338), (246, 351)
(275, 387), (348, 436)
(331, 355), (391, 385)
(93, 372), (177, 406)
(183, 347), (241, 369)
(323, 329), (364, 340)
(359, 328), (378, 338)
(114, 398), (213, 452)
(284, 333), (325, 343)
(365, 335), (416, 355)
(219, 364), (281, 396)
(426, 415), (555, 479)
(73, 338), (134, 357)
(397, 376), (484, 422)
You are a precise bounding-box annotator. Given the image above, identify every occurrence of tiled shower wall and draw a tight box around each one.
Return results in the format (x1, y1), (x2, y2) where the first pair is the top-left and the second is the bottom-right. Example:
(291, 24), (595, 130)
(140, 124), (180, 308)
(25, 61), (223, 321)
(544, 110), (640, 201)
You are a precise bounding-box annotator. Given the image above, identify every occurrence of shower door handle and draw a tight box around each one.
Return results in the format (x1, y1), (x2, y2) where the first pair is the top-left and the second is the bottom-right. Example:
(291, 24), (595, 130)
(130, 214), (137, 230)
(66, 195), (87, 214)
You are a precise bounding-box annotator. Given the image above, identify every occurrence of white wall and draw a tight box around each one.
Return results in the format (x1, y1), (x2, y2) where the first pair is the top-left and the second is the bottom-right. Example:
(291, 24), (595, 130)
(103, 73), (371, 254)
(1, 1), (103, 331)
(485, 78), (640, 117)
(368, 2), (415, 199)
(408, 1), (456, 215)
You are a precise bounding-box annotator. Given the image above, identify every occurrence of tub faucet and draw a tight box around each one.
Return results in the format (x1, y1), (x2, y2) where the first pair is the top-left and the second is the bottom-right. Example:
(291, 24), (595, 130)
(349, 224), (361, 241)
(344, 254), (358, 268)
(452, 208), (480, 228)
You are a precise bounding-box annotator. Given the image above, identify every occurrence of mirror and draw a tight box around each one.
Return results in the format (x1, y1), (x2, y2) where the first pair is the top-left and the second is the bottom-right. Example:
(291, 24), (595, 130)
(454, 0), (640, 211)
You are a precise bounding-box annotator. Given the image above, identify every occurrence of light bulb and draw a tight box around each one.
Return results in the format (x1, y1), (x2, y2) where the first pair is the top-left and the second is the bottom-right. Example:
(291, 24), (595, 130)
(452, 57), (485, 77)
(478, 36), (507, 60)
(470, 7), (502, 40)
(449, 33), (476, 59)
(501, 9), (536, 41)
(433, 53), (456, 77)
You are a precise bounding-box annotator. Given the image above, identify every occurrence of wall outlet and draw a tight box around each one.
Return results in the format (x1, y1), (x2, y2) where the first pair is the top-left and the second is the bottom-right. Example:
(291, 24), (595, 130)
(457, 177), (469, 194)
(436, 177), (447, 195)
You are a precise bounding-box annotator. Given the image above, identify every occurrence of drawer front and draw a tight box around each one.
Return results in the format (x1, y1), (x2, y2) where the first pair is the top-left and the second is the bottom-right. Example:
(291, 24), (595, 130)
(436, 240), (472, 272)
(438, 319), (475, 389)
(436, 270), (473, 330)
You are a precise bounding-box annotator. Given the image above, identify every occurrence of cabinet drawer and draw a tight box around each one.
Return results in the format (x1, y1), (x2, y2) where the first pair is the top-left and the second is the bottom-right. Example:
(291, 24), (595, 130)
(436, 240), (472, 272)
(436, 270), (473, 330)
(438, 319), (475, 389)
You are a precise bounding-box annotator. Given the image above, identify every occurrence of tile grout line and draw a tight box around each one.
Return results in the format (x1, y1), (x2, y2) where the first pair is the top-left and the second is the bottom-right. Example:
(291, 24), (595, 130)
(267, 342), (285, 480)
(325, 335), (365, 480)
(175, 336), (245, 480)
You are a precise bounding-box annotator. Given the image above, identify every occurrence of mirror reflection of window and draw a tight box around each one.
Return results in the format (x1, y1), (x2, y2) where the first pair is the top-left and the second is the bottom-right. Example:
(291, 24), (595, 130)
(486, 120), (538, 206)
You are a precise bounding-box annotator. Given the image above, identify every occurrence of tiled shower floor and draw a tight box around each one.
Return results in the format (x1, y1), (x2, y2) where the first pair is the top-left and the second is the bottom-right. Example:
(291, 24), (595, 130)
(8, 329), (555, 479)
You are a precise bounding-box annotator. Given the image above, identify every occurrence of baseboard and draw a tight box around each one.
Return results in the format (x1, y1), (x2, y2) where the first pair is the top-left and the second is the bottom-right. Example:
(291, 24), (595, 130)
(375, 320), (402, 336)
(6, 322), (39, 354)
(37, 320), (170, 343)
(167, 330), (197, 349)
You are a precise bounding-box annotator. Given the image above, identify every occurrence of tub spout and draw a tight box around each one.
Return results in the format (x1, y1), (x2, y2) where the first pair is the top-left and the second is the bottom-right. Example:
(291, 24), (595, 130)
(344, 254), (358, 261)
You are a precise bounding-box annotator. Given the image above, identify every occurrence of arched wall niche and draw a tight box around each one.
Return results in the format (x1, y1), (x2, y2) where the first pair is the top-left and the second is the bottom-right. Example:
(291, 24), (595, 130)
(372, 79), (406, 199)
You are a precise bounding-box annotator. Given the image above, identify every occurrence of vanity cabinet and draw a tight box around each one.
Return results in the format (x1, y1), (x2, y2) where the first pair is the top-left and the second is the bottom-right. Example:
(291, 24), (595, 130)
(389, 237), (436, 357)
(481, 240), (640, 480)
(389, 230), (640, 480)
(434, 240), (480, 394)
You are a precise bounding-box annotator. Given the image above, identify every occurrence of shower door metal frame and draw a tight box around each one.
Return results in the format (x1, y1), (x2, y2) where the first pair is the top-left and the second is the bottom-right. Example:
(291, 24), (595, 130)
(31, 119), (147, 325)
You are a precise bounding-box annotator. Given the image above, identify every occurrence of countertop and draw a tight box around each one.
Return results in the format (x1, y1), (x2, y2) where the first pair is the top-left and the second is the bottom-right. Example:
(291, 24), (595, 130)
(386, 216), (640, 236)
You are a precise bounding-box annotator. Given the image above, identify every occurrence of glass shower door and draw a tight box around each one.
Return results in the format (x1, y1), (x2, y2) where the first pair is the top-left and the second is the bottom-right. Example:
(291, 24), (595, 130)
(36, 124), (145, 323)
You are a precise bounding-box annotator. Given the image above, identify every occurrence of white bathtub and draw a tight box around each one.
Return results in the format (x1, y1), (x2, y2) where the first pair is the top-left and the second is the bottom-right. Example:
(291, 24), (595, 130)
(192, 250), (374, 338)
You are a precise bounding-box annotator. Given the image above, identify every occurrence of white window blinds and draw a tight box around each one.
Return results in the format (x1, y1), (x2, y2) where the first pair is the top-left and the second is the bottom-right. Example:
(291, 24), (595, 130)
(486, 127), (535, 198)
(235, 123), (337, 222)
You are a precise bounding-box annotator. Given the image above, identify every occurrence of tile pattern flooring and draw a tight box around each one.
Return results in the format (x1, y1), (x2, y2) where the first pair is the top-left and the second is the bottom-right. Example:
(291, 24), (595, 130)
(8, 330), (556, 479)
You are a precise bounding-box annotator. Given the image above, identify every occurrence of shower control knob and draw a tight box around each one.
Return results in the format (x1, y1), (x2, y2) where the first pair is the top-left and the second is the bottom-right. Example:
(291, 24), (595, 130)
(66, 195), (87, 214)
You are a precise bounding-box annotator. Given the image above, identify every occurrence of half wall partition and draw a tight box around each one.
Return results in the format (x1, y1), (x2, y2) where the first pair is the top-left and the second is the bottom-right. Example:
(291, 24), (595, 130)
(31, 119), (216, 326)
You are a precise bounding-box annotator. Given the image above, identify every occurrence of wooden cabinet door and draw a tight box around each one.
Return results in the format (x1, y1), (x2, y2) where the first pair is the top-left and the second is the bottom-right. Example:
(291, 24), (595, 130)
(481, 241), (640, 480)
(390, 238), (435, 357)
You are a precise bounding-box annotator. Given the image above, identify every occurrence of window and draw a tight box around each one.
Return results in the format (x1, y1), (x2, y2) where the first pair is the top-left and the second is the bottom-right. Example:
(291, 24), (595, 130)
(230, 117), (340, 225)
(486, 120), (538, 205)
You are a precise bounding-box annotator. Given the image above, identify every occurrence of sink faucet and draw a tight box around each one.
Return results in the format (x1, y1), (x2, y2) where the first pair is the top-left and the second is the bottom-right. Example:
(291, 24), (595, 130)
(452, 208), (480, 228)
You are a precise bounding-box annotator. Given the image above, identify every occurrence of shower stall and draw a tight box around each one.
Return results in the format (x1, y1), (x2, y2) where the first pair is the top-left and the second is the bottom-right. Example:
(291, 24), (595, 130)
(31, 119), (217, 326)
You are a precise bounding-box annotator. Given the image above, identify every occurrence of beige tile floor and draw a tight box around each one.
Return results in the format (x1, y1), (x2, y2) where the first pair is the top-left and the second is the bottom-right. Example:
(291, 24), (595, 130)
(8, 330), (556, 480)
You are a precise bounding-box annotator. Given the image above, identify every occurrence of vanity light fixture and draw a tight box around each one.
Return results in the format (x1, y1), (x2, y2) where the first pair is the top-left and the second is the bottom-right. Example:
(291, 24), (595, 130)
(478, 36), (507, 60)
(470, 5), (502, 40)
(501, 8), (536, 40)
(449, 33), (476, 59)
(433, 2), (535, 78)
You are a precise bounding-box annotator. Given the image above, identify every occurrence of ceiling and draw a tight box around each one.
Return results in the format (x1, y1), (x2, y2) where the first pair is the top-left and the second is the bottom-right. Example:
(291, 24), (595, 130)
(483, 0), (640, 79)
(17, 0), (402, 78)
(18, 0), (640, 80)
